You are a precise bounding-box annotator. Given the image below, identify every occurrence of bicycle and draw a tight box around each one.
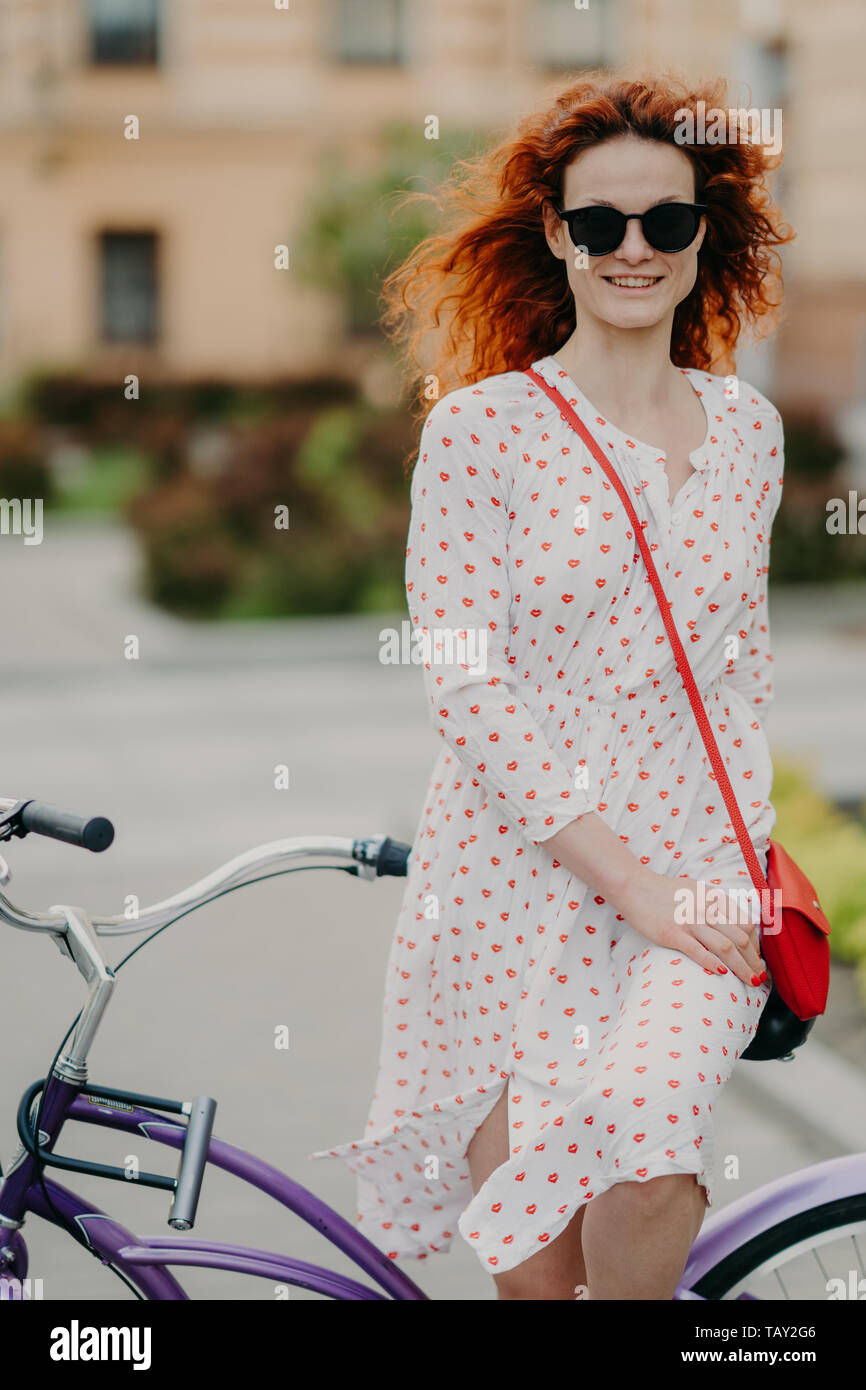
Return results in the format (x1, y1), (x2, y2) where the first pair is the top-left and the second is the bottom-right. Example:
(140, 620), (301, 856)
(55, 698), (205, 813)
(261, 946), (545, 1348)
(0, 796), (863, 1301)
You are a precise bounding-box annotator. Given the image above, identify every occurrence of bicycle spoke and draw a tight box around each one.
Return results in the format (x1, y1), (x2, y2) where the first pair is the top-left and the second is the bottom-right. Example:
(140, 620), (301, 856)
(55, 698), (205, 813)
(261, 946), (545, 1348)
(811, 1245), (830, 1284)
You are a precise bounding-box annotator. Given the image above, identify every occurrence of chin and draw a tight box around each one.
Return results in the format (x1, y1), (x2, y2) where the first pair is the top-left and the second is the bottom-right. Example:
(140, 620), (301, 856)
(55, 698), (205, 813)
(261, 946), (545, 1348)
(592, 302), (670, 330)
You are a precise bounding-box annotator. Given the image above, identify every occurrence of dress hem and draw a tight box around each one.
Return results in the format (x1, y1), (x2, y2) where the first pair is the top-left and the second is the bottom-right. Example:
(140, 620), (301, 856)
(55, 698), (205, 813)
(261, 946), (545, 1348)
(458, 1152), (713, 1275)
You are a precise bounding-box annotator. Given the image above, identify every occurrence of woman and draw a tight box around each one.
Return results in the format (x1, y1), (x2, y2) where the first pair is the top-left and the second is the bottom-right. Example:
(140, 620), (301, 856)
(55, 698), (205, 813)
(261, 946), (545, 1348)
(314, 71), (793, 1300)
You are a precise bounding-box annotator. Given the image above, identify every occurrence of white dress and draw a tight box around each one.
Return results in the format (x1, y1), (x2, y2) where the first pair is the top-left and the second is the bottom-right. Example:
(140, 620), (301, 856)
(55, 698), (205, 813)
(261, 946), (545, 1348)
(312, 354), (780, 1275)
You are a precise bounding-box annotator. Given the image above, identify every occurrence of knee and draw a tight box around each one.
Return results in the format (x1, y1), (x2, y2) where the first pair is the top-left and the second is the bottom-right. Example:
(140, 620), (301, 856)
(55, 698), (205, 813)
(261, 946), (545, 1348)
(606, 1172), (703, 1223)
(495, 1269), (581, 1301)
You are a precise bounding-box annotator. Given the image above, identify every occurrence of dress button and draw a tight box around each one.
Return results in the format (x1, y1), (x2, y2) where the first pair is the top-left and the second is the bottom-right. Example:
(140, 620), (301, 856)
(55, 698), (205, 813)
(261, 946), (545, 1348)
(671, 511), (684, 526)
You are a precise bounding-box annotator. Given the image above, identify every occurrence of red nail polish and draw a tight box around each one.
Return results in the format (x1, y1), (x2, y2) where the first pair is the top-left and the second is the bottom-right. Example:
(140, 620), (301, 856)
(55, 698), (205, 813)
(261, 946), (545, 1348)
(759, 971), (768, 983)
(751, 974), (760, 985)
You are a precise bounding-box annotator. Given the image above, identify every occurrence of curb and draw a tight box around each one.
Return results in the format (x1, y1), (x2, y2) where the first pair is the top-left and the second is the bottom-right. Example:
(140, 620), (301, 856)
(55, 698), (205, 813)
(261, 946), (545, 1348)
(736, 1037), (866, 1156)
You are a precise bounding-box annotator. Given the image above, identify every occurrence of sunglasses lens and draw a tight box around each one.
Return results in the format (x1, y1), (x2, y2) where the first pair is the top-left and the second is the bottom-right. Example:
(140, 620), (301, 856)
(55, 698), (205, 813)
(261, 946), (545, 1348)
(563, 204), (703, 255)
(643, 204), (700, 251)
(568, 207), (624, 255)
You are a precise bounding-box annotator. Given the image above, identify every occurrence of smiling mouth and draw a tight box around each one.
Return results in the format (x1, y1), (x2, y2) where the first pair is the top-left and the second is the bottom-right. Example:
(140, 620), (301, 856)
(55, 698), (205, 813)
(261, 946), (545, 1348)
(603, 275), (664, 289)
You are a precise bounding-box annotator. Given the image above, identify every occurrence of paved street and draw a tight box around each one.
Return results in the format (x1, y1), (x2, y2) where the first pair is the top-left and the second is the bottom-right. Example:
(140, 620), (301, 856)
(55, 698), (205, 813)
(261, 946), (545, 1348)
(1, 520), (864, 1300)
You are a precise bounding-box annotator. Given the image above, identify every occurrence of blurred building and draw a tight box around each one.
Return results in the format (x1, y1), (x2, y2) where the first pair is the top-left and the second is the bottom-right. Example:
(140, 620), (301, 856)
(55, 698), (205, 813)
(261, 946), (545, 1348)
(0, 0), (864, 417)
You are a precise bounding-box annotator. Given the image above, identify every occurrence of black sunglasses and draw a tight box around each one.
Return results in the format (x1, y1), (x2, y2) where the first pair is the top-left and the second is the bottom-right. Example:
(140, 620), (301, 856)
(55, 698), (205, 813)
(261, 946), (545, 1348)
(554, 201), (707, 256)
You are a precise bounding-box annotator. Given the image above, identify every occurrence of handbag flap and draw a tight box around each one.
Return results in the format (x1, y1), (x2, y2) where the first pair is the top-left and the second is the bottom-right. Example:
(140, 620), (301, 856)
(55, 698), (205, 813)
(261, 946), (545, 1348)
(767, 839), (831, 935)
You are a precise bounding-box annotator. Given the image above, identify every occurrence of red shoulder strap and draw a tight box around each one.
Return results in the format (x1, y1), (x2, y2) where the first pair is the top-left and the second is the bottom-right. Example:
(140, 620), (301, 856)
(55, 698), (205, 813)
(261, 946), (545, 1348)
(525, 365), (770, 903)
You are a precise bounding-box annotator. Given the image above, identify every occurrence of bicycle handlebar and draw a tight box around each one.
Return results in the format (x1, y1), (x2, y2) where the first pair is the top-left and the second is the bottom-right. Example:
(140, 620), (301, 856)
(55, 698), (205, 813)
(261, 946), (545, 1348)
(0, 828), (411, 938)
(0, 824), (411, 1152)
(17, 801), (115, 853)
(371, 836), (412, 878)
(351, 833), (411, 879)
(0, 797), (115, 853)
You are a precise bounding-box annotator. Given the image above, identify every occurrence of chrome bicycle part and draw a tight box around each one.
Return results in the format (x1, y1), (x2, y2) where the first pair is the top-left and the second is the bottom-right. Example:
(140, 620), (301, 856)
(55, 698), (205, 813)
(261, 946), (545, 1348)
(47, 905), (115, 1084)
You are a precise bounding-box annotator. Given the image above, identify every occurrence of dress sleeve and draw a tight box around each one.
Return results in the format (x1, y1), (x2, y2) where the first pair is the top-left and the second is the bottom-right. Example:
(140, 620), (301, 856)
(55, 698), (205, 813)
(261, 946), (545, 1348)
(722, 396), (785, 723)
(405, 393), (596, 844)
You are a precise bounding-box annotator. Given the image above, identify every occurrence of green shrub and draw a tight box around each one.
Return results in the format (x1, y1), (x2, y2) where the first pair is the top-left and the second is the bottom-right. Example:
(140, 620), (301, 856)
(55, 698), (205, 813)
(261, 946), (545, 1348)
(52, 445), (150, 513)
(0, 421), (54, 503)
(126, 398), (415, 619)
(771, 760), (866, 1001)
(770, 506), (866, 585)
(128, 475), (245, 617)
(779, 415), (844, 481)
(294, 120), (483, 334)
(21, 370), (115, 431)
(764, 416), (866, 584)
(21, 371), (359, 444)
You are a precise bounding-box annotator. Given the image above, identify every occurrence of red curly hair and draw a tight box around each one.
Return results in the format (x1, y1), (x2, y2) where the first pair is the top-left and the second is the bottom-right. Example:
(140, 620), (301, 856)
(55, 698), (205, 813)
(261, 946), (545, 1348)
(381, 69), (794, 423)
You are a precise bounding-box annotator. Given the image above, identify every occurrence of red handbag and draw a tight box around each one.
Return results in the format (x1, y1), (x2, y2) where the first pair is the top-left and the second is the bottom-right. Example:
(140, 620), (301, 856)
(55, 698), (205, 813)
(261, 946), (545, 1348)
(525, 367), (831, 1025)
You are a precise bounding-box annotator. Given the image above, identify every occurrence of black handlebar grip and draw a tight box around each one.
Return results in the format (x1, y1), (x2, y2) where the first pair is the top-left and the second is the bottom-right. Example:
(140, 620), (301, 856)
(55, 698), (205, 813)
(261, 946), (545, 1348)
(376, 837), (411, 877)
(18, 801), (115, 853)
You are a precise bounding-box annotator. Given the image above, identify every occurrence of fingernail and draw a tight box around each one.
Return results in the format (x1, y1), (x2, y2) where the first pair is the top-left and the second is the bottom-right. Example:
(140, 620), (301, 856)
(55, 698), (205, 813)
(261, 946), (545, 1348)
(751, 974), (760, 985)
(759, 971), (768, 983)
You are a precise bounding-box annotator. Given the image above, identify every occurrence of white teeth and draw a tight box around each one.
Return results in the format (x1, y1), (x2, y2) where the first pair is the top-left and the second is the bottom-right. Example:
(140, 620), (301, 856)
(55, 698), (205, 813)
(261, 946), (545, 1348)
(607, 276), (660, 287)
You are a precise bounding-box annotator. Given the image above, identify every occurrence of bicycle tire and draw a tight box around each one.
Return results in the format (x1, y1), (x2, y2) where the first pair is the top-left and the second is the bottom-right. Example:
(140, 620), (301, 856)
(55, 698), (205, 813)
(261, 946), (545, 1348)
(692, 1194), (866, 1299)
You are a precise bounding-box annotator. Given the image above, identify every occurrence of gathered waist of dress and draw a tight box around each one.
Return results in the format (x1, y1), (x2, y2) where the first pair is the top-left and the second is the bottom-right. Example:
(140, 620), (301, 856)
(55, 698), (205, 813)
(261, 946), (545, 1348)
(522, 671), (729, 724)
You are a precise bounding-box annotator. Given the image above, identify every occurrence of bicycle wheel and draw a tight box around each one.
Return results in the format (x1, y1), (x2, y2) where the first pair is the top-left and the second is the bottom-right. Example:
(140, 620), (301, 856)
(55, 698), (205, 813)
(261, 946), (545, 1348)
(692, 1195), (866, 1300)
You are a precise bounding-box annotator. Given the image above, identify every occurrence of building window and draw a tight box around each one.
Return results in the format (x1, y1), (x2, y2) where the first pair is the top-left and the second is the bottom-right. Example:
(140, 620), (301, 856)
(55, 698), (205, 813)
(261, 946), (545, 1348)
(332, 0), (406, 64)
(533, 0), (613, 70)
(99, 232), (159, 343)
(88, 0), (160, 66)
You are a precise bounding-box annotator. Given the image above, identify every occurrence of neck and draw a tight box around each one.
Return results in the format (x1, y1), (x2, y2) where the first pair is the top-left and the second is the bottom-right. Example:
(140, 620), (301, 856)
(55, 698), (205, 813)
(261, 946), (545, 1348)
(551, 317), (682, 420)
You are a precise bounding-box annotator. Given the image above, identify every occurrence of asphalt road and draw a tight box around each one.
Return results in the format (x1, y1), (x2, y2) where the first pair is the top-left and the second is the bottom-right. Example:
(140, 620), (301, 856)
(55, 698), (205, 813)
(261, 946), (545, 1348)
(0, 519), (862, 1301)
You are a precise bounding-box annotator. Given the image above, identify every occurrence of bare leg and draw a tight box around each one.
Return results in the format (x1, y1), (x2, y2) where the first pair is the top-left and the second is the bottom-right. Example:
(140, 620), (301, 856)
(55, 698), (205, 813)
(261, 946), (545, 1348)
(581, 1172), (707, 1299)
(466, 1082), (588, 1300)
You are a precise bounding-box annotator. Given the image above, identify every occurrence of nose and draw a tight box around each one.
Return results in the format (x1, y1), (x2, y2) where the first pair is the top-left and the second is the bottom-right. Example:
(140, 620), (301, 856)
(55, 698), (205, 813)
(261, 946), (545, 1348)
(613, 217), (655, 265)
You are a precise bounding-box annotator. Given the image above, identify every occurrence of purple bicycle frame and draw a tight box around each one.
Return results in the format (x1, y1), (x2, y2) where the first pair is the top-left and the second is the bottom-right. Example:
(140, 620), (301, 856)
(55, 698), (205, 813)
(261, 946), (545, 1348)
(0, 1075), (428, 1300)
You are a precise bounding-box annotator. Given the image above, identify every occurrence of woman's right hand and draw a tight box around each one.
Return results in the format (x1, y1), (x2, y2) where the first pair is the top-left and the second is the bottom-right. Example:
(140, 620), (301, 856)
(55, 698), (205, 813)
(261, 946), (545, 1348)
(610, 868), (767, 987)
